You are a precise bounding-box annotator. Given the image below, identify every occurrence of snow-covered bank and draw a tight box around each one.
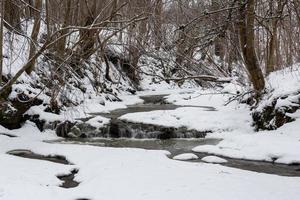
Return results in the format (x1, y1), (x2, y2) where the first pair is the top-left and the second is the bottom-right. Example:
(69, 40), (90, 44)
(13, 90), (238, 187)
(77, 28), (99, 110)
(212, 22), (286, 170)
(193, 66), (300, 164)
(1, 122), (300, 200)
(118, 68), (300, 165)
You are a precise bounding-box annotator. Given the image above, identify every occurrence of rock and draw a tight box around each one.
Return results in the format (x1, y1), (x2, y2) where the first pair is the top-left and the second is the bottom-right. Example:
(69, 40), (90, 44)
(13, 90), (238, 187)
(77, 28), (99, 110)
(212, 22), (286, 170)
(103, 119), (208, 139)
(67, 131), (79, 138)
(73, 122), (98, 137)
(173, 153), (199, 161)
(0, 92), (43, 129)
(0, 102), (23, 129)
(252, 92), (300, 130)
(70, 126), (81, 137)
(201, 156), (227, 163)
(126, 88), (136, 95)
(25, 114), (45, 131)
(56, 121), (76, 138)
(43, 120), (61, 130)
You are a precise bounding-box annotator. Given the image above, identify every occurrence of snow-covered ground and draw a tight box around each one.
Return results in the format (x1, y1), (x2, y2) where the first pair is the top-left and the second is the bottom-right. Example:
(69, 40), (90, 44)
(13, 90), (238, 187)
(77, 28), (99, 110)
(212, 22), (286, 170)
(1, 63), (300, 199)
(1, 122), (300, 200)
(119, 66), (300, 165)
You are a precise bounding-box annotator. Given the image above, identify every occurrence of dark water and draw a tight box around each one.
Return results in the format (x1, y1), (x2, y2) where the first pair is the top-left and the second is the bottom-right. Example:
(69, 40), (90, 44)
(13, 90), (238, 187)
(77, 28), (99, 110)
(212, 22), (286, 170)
(51, 138), (220, 154)
(50, 138), (300, 177)
(92, 94), (216, 119)
(7, 149), (71, 165)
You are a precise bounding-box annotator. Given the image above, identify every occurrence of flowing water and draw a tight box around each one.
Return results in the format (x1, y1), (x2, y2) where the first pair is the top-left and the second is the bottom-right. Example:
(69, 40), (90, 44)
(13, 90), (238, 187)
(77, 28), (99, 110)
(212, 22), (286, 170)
(51, 94), (300, 177)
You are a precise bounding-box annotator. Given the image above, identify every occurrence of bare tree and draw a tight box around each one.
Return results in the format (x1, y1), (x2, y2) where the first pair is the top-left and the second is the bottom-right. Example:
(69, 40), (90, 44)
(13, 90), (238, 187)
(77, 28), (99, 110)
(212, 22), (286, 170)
(0, 0), (4, 85)
(238, 0), (265, 94)
(26, 0), (42, 74)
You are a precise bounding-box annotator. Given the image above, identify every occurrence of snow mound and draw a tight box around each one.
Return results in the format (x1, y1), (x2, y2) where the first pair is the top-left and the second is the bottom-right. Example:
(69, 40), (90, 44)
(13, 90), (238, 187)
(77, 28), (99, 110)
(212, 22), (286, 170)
(86, 116), (110, 128)
(173, 153), (199, 161)
(201, 156), (227, 163)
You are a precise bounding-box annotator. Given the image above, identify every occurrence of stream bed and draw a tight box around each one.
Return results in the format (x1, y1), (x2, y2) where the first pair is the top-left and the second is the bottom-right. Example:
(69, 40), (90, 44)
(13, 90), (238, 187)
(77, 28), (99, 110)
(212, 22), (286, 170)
(51, 94), (300, 177)
(51, 137), (300, 177)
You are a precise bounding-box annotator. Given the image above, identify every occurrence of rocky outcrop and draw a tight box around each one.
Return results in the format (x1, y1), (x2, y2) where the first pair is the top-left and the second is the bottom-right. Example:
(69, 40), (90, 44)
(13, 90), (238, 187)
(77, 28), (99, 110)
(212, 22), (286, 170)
(252, 92), (300, 130)
(0, 92), (43, 129)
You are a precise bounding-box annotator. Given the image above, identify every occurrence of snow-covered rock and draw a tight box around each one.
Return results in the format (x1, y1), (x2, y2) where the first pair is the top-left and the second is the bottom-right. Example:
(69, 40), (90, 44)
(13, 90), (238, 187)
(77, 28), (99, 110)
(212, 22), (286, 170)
(201, 156), (228, 164)
(173, 153), (199, 161)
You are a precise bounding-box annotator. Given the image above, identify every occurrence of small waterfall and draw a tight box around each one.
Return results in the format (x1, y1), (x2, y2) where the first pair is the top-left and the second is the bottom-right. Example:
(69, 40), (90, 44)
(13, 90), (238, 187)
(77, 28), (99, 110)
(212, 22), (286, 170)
(73, 94), (215, 139)
(100, 119), (210, 139)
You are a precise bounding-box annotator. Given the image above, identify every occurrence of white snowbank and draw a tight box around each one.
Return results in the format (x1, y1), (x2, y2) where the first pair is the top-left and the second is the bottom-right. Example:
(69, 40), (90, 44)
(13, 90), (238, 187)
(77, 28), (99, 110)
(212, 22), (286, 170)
(191, 65), (300, 164)
(86, 116), (110, 128)
(257, 64), (300, 111)
(120, 105), (251, 133)
(1, 122), (300, 200)
(193, 117), (300, 164)
(201, 156), (228, 164)
(173, 153), (199, 160)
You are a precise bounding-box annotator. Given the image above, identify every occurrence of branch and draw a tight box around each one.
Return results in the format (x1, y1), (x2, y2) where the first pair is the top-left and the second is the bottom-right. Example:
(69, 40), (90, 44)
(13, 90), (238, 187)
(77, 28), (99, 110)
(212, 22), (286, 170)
(165, 75), (231, 83)
(0, 29), (76, 97)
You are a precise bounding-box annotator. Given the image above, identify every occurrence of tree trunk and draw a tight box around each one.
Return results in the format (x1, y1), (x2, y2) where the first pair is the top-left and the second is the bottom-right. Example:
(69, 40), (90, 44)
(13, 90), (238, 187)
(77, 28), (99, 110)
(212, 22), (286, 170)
(56, 0), (72, 56)
(266, 0), (284, 75)
(0, 0), (4, 85)
(238, 0), (265, 94)
(25, 0), (42, 74)
(3, 0), (22, 33)
(153, 0), (163, 50)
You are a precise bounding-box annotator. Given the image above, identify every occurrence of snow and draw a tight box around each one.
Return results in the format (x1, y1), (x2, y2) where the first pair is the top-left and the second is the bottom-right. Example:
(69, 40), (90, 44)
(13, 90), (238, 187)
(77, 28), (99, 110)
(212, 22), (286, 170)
(193, 116), (300, 164)
(121, 87), (253, 136)
(257, 64), (300, 112)
(25, 105), (67, 122)
(190, 66), (300, 164)
(2, 30), (300, 200)
(85, 116), (110, 128)
(266, 64), (300, 97)
(120, 105), (251, 133)
(116, 66), (300, 165)
(1, 82), (300, 199)
(201, 156), (228, 163)
(1, 122), (300, 200)
(173, 153), (199, 160)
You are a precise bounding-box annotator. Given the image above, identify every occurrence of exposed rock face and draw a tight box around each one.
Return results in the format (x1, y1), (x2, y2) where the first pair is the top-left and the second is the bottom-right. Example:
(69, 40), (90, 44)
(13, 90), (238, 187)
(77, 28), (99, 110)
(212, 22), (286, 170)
(25, 114), (46, 131)
(0, 92), (43, 129)
(252, 92), (300, 130)
(0, 102), (22, 129)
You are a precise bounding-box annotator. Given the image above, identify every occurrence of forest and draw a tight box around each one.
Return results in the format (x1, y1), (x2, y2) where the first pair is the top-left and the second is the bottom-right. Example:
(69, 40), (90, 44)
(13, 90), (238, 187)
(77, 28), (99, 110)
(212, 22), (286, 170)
(0, 1), (300, 200)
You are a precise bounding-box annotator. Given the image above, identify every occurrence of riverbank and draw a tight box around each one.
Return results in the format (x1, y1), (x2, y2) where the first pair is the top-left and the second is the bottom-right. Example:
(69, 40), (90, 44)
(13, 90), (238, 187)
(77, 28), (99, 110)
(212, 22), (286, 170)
(1, 122), (300, 200)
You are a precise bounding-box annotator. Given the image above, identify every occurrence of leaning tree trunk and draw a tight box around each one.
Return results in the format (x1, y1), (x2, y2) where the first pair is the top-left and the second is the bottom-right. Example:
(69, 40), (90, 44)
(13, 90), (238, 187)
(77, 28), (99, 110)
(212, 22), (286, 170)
(26, 0), (42, 74)
(0, 0), (4, 85)
(238, 0), (265, 94)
